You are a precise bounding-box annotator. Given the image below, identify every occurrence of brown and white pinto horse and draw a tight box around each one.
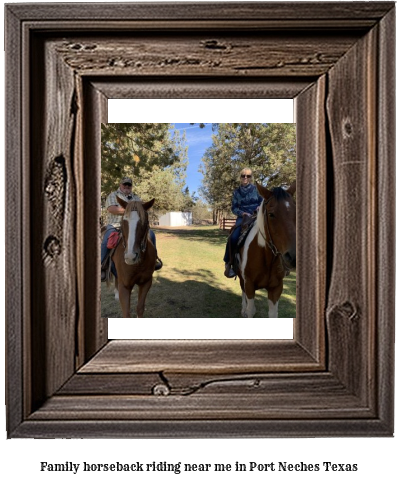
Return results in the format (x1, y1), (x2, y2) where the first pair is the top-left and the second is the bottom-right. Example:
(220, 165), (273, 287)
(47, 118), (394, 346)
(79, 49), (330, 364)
(112, 196), (156, 318)
(238, 182), (296, 318)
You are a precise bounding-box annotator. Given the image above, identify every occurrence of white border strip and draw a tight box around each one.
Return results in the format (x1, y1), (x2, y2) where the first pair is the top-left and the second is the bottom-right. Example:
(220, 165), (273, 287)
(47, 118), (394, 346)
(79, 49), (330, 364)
(106, 99), (294, 339)
(108, 99), (294, 123)
(108, 318), (294, 339)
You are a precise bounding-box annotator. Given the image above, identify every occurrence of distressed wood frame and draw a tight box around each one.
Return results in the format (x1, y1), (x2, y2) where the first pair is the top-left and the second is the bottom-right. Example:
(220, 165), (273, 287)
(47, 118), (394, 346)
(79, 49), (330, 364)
(5, 2), (395, 438)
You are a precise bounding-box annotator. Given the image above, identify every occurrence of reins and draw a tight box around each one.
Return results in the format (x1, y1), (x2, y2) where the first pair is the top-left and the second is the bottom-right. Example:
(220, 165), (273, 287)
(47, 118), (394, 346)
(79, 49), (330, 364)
(258, 196), (291, 275)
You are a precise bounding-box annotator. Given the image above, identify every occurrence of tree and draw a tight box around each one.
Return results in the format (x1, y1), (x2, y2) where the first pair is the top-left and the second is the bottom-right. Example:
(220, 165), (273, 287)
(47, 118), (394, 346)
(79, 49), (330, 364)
(101, 123), (193, 217)
(133, 166), (186, 214)
(191, 198), (212, 223)
(101, 123), (187, 199)
(180, 186), (198, 211)
(200, 123), (296, 219)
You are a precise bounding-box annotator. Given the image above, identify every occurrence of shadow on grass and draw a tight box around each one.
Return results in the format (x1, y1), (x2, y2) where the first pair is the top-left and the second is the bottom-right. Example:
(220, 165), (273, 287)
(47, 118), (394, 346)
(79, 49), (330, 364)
(101, 272), (296, 319)
(154, 225), (229, 247)
(102, 225), (296, 319)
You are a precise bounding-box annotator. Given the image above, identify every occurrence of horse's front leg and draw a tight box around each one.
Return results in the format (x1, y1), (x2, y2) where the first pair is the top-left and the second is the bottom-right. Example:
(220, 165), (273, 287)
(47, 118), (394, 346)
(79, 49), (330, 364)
(241, 291), (247, 317)
(242, 282), (256, 318)
(118, 283), (132, 318)
(136, 278), (153, 318)
(267, 283), (283, 318)
(268, 299), (279, 318)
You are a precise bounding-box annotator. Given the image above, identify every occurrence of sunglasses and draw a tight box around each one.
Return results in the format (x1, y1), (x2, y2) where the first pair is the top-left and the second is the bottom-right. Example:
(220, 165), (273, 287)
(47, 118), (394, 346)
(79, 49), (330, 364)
(123, 183), (132, 187)
(241, 174), (252, 179)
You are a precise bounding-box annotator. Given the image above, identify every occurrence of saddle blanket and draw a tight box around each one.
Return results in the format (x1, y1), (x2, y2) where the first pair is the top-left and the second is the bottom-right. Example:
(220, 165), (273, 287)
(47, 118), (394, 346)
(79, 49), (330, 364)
(107, 231), (120, 249)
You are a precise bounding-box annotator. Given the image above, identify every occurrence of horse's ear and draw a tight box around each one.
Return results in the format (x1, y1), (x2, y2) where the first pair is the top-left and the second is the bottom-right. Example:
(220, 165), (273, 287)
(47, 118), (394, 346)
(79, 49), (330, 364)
(287, 181), (296, 196)
(142, 198), (155, 211)
(256, 182), (272, 201)
(116, 196), (128, 209)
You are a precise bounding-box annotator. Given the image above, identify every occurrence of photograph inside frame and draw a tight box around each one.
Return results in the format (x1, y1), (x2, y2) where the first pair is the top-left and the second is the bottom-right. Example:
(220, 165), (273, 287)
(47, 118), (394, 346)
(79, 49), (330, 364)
(101, 122), (296, 321)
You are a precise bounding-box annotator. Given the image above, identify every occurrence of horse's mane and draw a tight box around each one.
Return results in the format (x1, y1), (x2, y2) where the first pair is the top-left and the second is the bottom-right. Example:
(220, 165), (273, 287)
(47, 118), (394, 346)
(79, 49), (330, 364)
(124, 200), (147, 222)
(271, 186), (290, 201)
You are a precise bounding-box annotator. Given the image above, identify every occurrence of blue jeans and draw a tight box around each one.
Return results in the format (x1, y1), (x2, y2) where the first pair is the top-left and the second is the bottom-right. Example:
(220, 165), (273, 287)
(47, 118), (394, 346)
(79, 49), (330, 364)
(101, 225), (157, 277)
(223, 217), (242, 263)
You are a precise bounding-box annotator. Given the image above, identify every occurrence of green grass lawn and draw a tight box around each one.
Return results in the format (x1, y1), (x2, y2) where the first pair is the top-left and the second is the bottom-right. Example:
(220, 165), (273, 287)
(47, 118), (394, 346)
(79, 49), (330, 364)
(101, 225), (296, 318)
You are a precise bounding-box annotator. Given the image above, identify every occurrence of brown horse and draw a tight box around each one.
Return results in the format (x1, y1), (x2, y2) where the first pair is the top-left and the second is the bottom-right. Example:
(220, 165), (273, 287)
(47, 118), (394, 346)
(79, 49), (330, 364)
(238, 182), (296, 318)
(112, 196), (156, 318)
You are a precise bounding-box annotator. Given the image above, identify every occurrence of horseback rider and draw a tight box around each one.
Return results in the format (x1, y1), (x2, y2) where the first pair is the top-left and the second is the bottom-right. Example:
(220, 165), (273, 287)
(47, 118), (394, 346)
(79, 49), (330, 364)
(223, 168), (262, 278)
(101, 176), (162, 281)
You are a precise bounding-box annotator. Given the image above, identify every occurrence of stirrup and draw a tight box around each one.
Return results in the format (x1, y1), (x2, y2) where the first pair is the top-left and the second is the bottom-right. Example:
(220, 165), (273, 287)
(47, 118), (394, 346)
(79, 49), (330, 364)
(155, 257), (163, 271)
(224, 263), (236, 278)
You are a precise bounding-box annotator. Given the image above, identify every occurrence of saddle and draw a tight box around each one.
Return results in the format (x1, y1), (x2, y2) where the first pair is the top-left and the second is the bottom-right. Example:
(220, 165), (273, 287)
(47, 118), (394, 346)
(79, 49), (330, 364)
(237, 214), (257, 247)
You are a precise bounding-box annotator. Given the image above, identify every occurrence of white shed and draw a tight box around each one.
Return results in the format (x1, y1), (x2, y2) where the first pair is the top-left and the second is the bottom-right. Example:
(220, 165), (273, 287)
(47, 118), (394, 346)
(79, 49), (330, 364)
(159, 212), (192, 227)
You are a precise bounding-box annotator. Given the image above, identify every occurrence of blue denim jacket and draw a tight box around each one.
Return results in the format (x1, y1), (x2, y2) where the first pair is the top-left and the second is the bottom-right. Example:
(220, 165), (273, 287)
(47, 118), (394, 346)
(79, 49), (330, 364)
(231, 184), (262, 217)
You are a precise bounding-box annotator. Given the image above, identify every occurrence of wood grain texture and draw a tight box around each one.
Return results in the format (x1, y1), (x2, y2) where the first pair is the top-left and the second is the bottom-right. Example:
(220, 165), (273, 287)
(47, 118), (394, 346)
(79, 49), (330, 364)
(79, 340), (321, 374)
(7, 2), (394, 22)
(375, 6), (396, 431)
(5, 2), (395, 438)
(92, 79), (311, 100)
(5, 5), (24, 436)
(58, 372), (163, 395)
(54, 33), (360, 78)
(14, 418), (391, 439)
(29, 393), (372, 421)
(94, 77), (324, 368)
(326, 26), (377, 404)
(30, 36), (78, 409)
(295, 76), (327, 363)
(81, 81), (109, 361)
(59, 371), (358, 397)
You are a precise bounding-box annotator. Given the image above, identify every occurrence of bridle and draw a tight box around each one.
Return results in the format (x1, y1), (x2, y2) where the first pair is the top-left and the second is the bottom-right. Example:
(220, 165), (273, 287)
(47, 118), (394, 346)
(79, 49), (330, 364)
(258, 196), (280, 256)
(119, 211), (149, 261)
(259, 196), (279, 257)
(258, 196), (291, 274)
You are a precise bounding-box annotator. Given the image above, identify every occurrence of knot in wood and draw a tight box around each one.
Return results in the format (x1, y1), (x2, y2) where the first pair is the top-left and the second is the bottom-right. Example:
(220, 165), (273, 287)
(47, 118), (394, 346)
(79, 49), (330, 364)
(83, 44), (97, 51)
(43, 236), (62, 266)
(45, 181), (56, 197)
(201, 40), (227, 50)
(340, 301), (359, 321)
(343, 119), (353, 137)
(152, 383), (170, 396)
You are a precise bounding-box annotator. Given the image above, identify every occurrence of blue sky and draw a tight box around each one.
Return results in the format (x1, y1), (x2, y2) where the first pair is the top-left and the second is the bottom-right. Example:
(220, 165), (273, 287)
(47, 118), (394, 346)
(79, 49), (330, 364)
(171, 123), (214, 197)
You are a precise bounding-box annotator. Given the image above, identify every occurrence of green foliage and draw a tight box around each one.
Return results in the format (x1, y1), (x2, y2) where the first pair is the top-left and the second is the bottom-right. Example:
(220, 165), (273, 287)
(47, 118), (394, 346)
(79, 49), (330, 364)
(102, 123), (194, 213)
(191, 199), (212, 222)
(200, 123), (296, 213)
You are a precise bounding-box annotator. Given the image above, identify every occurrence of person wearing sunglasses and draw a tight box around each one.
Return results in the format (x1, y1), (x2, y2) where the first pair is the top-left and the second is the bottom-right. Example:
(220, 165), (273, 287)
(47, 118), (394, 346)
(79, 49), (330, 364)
(223, 168), (262, 278)
(101, 176), (162, 281)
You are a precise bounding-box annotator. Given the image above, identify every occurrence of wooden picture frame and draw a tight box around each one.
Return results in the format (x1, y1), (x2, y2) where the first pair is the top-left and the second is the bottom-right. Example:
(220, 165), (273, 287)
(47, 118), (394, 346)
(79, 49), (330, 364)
(5, 2), (395, 437)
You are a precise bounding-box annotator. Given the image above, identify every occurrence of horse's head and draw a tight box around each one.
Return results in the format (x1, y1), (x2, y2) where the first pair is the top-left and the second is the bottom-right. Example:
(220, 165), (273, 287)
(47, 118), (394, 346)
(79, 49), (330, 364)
(117, 196), (155, 265)
(256, 181), (296, 269)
